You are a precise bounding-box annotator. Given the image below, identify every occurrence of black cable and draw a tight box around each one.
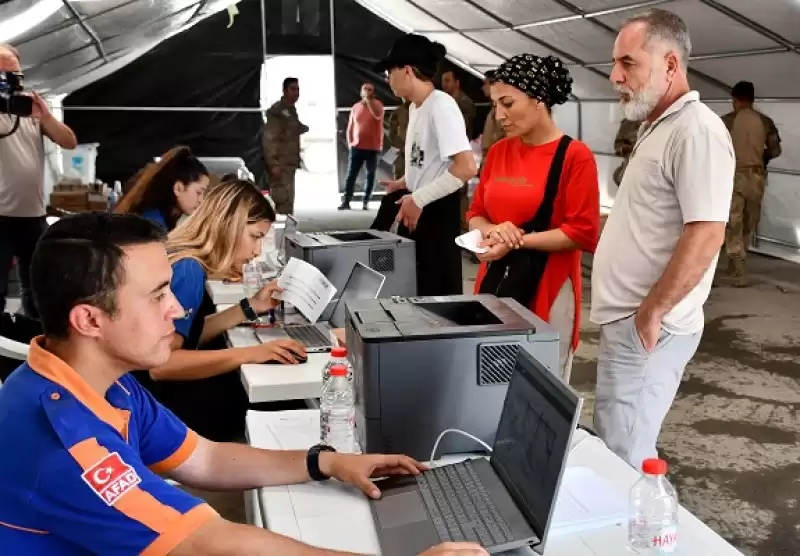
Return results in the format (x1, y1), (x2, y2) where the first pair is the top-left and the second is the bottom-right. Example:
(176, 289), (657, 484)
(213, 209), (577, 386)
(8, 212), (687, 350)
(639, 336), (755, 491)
(0, 114), (20, 139)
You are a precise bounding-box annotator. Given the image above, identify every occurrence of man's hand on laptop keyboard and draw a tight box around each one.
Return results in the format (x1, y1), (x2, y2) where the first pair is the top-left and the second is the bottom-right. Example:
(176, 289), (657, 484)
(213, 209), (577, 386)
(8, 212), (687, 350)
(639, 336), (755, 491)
(420, 542), (489, 555)
(247, 338), (307, 364)
(249, 279), (283, 313)
(319, 452), (427, 500)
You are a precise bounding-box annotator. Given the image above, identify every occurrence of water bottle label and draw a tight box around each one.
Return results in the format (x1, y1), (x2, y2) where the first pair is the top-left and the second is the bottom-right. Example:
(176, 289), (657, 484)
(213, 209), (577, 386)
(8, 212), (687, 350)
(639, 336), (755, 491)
(651, 527), (677, 552)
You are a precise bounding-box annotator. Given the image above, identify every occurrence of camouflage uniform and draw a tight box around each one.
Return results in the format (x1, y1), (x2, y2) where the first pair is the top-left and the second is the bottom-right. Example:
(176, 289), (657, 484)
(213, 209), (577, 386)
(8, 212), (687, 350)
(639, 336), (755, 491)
(613, 119), (641, 186)
(262, 99), (309, 214)
(720, 107), (782, 285)
(452, 90), (476, 233)
(388, 102), (410, 179)
(453, 90), (476, 139)
(480, 106), (505, 173)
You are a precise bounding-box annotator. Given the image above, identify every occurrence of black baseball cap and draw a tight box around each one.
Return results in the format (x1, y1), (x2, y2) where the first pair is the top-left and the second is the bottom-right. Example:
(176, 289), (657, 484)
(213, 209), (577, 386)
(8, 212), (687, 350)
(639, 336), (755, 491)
(373, 33), (446, 79)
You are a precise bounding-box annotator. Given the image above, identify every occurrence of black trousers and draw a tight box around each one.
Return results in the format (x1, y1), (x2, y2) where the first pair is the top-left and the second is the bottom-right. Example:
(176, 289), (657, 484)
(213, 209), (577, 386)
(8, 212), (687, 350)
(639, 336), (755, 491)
(0, 216), (47, 317)
(372, 189), (463, 296)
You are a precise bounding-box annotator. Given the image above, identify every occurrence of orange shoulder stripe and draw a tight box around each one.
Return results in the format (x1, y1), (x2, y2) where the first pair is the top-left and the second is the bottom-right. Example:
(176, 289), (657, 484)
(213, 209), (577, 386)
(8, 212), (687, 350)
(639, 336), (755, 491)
(69, 438), (181, 533)
(149, 430), (198, 475)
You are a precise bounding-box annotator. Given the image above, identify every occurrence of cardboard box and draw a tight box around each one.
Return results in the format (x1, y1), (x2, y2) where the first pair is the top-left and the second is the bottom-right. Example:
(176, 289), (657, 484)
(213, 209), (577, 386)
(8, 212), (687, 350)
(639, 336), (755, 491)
(50, 188), (108, 213)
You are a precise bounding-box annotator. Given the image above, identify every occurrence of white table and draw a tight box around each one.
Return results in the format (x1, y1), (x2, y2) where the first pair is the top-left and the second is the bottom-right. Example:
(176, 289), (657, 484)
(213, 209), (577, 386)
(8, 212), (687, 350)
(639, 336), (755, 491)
(219, 304), (328, 404)
(245, 410), (743, 556)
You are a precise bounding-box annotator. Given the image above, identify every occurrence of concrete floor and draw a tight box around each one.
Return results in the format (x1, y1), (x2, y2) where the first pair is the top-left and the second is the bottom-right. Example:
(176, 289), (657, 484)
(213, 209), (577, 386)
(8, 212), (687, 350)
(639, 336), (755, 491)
(196, 207), (799, 555)
(570, 253), (800, 556)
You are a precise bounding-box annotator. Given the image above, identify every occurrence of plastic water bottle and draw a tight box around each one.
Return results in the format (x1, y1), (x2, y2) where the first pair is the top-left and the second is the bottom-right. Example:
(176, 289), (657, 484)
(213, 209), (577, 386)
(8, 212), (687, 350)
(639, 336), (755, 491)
(243, 261), (271, 299)
(322, 347), (350, 388)
(320, 364), (357, 453)
(628, 458), (679, 554)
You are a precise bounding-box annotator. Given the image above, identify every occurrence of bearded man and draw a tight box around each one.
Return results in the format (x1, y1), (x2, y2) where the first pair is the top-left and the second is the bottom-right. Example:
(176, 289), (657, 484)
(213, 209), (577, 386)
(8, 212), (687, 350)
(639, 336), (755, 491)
(589, 9), (735, 470)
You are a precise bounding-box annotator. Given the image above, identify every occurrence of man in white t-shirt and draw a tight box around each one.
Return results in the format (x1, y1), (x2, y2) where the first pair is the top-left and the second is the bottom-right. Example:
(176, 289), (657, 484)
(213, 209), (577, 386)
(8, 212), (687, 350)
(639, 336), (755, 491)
(591, 10), (734, 470)
(0, 45), (77, 316)
(373, 34), (477, 296)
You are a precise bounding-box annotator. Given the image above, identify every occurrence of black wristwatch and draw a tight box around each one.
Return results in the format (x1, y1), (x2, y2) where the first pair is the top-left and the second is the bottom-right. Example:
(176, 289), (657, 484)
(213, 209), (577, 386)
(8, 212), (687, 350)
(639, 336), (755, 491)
(239, 297), (258, 321)
(307, 444), (336, 481)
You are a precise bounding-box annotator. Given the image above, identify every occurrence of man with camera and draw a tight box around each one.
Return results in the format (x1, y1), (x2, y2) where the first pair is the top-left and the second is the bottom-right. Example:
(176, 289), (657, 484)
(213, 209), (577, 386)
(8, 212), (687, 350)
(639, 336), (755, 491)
(0, 44), (77, 317)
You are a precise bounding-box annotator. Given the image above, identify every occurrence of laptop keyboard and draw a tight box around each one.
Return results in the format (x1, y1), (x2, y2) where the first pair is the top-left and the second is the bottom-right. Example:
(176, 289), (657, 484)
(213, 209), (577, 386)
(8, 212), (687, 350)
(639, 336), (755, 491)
(417, 460), (514, 547)
(284, 325), (331, 349)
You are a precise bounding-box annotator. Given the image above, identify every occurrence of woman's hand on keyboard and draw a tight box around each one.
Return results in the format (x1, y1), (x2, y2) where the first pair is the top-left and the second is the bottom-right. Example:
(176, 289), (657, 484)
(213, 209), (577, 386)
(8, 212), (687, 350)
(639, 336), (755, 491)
(420, 543), (489, 555)
(248, 339), (307, 364)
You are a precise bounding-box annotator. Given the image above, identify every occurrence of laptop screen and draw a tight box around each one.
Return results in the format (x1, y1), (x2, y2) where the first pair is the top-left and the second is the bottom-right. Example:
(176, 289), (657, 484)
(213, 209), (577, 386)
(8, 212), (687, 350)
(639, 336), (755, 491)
(489, 347), (581, 543)
(329, 262), (385, 329)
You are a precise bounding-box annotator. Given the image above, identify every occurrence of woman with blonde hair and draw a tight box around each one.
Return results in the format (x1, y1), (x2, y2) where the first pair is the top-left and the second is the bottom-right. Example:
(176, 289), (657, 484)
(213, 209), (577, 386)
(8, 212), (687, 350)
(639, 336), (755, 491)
(115, 146), (209, 230)
(151, 179), (306, 440)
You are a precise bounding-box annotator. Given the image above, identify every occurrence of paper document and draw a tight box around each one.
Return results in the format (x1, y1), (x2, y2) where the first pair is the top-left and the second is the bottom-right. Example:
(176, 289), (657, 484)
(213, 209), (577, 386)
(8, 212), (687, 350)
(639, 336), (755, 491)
(275, 258), (337, 324)
(455, 229), (488, 254)
(382, 146), (400, 165)
(549, 466), (629, 536)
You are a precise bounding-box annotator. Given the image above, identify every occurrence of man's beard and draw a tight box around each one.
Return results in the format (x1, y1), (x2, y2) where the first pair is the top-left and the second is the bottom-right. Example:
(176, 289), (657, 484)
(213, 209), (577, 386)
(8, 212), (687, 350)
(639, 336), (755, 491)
(616, 68), (667, 121)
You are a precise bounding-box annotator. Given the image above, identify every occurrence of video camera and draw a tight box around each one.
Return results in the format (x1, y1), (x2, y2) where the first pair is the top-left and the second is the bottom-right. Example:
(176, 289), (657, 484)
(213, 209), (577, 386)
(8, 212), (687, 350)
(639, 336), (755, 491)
(0, 71), (33, 117)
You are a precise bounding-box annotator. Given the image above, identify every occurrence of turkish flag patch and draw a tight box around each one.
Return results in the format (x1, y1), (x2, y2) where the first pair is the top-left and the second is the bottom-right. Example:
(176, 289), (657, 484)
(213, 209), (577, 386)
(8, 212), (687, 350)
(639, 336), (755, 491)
(81, 452), (142, 506)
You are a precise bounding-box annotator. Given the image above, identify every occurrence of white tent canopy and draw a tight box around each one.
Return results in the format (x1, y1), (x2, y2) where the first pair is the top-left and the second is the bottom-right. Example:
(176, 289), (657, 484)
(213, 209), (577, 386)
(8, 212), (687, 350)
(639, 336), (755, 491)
(1, 0), (234, 96)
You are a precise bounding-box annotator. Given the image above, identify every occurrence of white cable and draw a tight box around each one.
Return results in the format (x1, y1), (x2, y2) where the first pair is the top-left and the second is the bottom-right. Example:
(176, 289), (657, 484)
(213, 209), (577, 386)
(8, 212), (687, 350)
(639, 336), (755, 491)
(430, 428), (493, 463)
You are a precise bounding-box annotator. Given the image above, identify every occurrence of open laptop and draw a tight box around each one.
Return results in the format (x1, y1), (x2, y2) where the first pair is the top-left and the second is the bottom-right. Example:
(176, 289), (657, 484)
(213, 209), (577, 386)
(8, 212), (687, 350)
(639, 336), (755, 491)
(369, 346), (583, 555)
(255, 261), (385, 352)
(276, 214), (299, 267)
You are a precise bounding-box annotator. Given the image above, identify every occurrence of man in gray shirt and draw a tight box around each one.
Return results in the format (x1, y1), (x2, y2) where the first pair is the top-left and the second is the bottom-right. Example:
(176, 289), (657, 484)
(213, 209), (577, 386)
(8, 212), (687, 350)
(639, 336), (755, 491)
(591, 11), (734, 470)
(0, 45), (77, 316)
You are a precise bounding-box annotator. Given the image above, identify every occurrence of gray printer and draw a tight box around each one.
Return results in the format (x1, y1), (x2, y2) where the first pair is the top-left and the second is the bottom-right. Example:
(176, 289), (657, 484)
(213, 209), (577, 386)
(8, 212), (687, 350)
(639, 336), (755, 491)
(285, 230), (416, 297)
(345, 294), (560, 461)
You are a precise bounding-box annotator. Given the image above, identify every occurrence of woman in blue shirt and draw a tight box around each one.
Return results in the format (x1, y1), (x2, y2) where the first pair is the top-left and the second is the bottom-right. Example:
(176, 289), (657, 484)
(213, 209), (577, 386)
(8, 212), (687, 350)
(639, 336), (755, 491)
(149, 180), (306, 439)
(115, 146), (210, 230)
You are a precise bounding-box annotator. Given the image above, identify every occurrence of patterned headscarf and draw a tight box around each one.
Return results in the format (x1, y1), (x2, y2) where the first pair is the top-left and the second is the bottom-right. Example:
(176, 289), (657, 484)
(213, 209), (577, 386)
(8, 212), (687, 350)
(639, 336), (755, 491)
(492, 54), (573, 107)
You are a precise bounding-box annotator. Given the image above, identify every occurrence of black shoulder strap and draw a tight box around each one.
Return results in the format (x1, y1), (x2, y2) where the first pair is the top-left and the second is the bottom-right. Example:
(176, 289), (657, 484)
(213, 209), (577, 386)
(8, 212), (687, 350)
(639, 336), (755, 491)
(521, 135), (573, 234)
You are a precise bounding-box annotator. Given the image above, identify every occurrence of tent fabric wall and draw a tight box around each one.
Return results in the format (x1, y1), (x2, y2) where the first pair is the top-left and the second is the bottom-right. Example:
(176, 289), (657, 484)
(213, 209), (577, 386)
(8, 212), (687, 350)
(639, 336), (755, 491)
(63, 0), (268, 184)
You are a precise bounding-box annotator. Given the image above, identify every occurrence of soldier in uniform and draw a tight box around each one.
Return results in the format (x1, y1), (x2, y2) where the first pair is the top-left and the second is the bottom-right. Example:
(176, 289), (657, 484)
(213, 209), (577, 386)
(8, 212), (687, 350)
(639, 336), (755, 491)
(480, 70), (505, 174)
(262, 77), (309, 215)
(720, 81), (782, 286)
(388, 99), (410, 179)
(612, 118), (641, 186)
(442, 69), (477, 234)
(442, 70), (476, 138)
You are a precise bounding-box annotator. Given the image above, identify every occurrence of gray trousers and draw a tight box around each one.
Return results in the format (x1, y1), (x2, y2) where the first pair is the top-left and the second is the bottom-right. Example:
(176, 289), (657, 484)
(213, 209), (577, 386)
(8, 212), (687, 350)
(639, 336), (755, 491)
(593, 314), (701, 471)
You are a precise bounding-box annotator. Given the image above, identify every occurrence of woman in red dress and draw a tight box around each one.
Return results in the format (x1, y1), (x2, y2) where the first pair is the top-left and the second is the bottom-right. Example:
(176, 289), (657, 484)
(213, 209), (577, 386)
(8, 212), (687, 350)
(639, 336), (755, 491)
(467, 54), (600, 382)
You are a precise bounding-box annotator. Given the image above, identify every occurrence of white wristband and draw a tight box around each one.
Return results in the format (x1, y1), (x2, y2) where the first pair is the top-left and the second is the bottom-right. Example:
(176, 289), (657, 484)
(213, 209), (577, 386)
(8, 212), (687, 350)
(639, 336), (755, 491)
(411, 170), (464, 209)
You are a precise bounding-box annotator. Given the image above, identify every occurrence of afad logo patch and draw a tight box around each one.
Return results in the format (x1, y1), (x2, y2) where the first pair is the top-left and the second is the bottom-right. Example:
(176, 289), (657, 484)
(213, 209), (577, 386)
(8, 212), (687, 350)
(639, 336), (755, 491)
(81, 452), (141, 506)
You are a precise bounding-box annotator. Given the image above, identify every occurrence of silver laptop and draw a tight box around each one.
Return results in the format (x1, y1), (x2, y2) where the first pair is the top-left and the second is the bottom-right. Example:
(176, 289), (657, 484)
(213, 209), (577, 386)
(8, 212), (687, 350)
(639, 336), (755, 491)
(276, 214), (299, 267)
(256, 261), (385, 352)
(369, 346), (583, 555)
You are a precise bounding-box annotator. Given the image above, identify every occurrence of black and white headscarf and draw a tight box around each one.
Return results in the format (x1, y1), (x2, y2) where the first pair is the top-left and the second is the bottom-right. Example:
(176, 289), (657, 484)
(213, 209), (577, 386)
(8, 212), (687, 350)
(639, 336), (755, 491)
(492, 54), (573, 107)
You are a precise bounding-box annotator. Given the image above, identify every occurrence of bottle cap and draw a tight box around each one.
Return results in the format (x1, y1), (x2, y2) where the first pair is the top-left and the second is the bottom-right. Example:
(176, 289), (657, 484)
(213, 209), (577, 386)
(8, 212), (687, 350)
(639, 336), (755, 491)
(330, 364), (348, 377)
(642, 458), (667, 475)
(331, 347), (347, 358)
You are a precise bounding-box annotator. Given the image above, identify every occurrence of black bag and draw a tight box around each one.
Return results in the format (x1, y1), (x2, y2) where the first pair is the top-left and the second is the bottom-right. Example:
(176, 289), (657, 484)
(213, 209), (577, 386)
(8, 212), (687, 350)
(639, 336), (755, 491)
(478, 135), (572, 307)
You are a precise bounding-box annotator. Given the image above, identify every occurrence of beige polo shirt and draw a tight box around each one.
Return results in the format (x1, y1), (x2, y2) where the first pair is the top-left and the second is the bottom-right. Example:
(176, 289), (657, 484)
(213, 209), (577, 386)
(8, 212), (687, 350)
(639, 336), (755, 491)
(0, 114), (46, 217)
(591, 91), (735, 335)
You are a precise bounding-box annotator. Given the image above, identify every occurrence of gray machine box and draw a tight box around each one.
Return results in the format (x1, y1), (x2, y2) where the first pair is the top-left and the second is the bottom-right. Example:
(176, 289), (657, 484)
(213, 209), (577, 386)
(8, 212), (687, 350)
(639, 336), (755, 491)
(286, 230), (416, 297)
(344, 294), (560, 461)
